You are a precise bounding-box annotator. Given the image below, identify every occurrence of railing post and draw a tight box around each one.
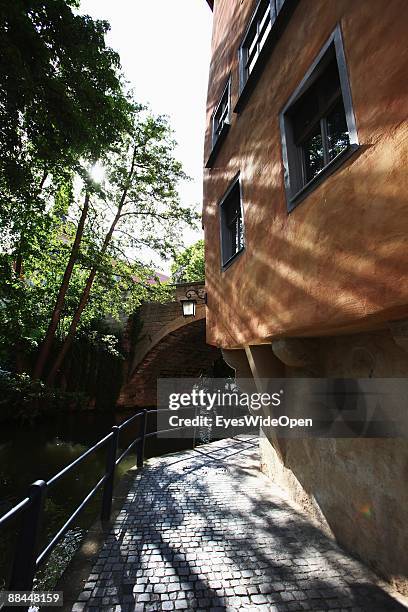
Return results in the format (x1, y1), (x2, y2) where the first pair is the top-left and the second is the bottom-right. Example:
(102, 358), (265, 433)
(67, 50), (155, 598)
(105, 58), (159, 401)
(101, 426), (119, 522)
(8, 480), (47, 602)
(136, 410), (147, 469)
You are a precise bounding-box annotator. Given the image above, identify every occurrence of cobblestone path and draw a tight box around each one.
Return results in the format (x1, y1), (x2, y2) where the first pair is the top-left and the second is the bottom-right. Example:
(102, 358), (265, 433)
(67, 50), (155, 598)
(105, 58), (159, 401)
(72, 436), (407, 611)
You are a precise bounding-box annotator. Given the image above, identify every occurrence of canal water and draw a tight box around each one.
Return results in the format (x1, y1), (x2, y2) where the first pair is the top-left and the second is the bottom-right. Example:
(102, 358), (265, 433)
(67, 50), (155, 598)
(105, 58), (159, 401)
(0, 410), (195, 590)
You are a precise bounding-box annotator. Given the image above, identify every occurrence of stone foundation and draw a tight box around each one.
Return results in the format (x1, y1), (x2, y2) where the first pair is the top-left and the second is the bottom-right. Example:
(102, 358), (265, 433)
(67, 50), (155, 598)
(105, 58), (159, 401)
(255, 329), (408, 596)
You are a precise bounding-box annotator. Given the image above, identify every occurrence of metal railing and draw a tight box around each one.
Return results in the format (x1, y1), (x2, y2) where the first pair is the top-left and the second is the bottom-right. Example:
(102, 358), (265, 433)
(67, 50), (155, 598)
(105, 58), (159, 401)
(0, 406), (195, 605)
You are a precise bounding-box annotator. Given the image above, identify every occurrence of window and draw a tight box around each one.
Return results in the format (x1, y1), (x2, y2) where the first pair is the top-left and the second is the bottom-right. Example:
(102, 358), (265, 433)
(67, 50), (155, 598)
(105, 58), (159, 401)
(219, 176), (245, 268)
(280, 25), (359, 211)
(206, 78), (231, 168)
(238, 0), (297, 101)
(212, 79), (231, 147)
(240, 0), (274, 88)
(291, 56), (350, 184)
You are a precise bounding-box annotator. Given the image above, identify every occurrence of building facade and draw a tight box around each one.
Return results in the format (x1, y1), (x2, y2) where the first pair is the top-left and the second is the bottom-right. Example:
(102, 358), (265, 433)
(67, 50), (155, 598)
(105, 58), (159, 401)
(203, 0), (408, 595)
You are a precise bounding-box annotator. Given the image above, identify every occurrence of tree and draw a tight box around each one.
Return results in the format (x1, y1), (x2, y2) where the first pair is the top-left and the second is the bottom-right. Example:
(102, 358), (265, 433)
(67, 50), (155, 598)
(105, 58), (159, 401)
(0, 0), (133, 290)
(0, 167), (170, 377)
(0, 0), (131, 191)
(0, 179), (89, 372)
(32, 189), (91, 379)
(0, 3), (200, 390)
(171, 240), (205, 282)
(44, 110), (198, 385)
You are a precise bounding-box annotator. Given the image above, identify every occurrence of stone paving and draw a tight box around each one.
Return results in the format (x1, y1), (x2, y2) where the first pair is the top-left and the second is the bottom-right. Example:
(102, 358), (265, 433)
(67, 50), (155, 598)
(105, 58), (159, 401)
(72, 436), (407, 612)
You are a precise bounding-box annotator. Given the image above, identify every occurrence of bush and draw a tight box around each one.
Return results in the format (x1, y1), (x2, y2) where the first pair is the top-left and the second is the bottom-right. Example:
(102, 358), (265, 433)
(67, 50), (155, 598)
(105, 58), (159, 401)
(0, 371), (88, 424)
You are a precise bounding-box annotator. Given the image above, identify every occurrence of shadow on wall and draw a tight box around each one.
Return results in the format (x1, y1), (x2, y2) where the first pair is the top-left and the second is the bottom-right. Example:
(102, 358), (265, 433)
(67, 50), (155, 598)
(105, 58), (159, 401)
(255, 330), (408, 597)
(204, 159), (408, 347)
(204, 0), (408, 347)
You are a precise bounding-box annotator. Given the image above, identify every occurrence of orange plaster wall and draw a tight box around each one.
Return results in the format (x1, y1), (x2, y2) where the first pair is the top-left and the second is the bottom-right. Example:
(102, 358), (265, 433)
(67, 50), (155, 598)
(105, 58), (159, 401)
(203, 0), (408, 349)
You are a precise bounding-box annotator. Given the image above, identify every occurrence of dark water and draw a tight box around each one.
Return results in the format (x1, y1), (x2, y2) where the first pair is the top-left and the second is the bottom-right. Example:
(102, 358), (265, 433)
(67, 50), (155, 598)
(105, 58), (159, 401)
(0, 410), (195, 590)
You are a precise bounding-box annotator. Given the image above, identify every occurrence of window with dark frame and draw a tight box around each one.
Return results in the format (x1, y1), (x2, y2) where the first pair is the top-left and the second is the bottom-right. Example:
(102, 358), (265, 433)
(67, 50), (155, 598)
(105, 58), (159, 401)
(291, 49), (349, 184)
(239, 0), (289, 92)
(280, 26), (359, 211)
(212, 79), (231, 147)
(241, 0), (273, 87)
(220, 177), (245, 268)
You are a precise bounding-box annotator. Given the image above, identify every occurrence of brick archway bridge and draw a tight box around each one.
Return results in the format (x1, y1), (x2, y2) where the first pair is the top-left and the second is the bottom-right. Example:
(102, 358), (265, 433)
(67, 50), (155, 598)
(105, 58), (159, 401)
(118, 282), (221, 408)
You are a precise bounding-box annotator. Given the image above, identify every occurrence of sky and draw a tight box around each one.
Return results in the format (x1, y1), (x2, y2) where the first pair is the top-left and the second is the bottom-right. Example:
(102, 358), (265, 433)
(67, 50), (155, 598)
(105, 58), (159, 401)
(79, 0), (213, 274)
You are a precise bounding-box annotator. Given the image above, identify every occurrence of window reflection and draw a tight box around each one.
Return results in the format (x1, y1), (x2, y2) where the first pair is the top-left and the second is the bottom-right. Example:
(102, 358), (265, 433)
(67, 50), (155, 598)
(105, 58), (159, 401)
(302, 127), (324, 183)
(327, 102), (350, 160)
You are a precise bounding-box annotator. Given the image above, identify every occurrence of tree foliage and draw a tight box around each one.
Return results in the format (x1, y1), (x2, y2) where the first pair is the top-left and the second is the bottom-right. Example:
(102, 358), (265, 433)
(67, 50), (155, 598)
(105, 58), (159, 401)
(0, 108), (198, 381)
(171, 240), (205, 283)
(0, 0), (133, 291)
(45, 109), (197, 383)
(0, 1), (198, 398)
(0, 0), (131, 194)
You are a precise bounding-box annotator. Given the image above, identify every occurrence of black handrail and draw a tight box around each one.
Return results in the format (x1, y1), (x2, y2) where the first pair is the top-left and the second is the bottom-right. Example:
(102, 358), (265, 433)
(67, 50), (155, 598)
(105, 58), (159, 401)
(115, 435), (142, 466)
(0, 497), (30, 529)
(117, 410), (144, 430)
(37, 473), (108, 568)
(47, 431), (114, 487)
(0, 406), (195, 610)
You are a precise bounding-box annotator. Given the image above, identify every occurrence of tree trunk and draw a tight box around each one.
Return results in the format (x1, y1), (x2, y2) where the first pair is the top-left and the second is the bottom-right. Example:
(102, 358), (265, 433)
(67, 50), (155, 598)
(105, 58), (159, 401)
(33, 192), (90, 380)
(46, 211), (120, 386)
(47, 146), (138, 386)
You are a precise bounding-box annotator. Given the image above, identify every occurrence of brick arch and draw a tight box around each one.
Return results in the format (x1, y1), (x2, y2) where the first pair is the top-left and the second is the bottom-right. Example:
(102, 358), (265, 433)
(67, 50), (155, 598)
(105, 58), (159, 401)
(118, 315), (220, 408)
(130, 303), (206, 378)
(117, 283), (221, 408)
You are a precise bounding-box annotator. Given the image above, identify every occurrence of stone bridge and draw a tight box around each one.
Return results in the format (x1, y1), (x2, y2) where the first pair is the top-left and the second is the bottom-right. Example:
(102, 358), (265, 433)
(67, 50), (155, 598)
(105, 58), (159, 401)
(117, 282), (221, 408)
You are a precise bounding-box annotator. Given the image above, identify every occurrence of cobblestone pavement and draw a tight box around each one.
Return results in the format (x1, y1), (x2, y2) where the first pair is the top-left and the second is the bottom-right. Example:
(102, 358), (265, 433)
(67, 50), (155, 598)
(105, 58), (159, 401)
(72, 436), (407, 612)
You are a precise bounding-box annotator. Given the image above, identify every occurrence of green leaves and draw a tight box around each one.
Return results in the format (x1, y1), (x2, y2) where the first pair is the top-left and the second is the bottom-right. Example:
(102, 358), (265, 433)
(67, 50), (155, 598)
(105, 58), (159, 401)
(0, 371), (87, 424)
(0, 3), (199, 386)
(171, 240), (205, 283)
(0, 0), (132, 174)
(0, 0), (133, 256)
